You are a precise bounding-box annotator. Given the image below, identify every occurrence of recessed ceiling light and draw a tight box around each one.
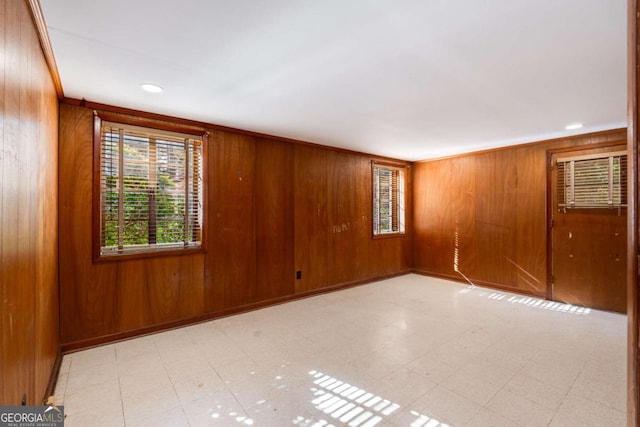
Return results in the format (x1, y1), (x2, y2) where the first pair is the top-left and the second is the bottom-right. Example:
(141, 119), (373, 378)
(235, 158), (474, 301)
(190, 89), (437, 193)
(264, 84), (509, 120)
(140, 83), (163, 93)
(565, 123), (583, 130)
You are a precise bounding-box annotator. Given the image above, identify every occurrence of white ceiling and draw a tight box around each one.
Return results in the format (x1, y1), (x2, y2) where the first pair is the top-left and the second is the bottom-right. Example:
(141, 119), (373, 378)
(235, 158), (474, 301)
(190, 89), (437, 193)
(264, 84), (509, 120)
(40, 0), (626, 161)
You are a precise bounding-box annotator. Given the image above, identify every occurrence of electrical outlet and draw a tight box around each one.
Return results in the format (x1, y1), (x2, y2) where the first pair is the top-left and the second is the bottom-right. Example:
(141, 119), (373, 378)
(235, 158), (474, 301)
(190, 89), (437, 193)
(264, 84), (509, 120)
(296, 270), (302, 280)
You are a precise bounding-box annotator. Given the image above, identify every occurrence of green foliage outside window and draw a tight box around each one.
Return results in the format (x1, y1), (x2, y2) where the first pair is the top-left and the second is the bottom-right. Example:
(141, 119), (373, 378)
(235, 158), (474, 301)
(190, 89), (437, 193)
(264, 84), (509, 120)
(100, 125), (202, 255)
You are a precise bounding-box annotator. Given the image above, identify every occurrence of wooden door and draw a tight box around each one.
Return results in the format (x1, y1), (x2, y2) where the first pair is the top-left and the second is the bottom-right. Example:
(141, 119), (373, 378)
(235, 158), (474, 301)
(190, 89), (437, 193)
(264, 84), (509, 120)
(550, 145), (627, 313)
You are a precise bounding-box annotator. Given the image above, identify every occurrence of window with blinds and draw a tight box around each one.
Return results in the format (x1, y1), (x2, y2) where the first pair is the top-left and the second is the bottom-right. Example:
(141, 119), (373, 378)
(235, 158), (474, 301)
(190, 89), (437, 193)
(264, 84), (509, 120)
(97, 120), (204, 257)
(373, 163), (406, 236)
(557, 151), (627, 210)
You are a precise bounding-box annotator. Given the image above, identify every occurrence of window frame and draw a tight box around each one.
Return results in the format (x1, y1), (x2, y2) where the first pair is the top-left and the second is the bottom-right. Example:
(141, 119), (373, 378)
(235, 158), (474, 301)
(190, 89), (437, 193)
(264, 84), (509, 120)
(92, 112), (208, 262)
(556, 150), (627, 211)
(372, 160), (407, 238)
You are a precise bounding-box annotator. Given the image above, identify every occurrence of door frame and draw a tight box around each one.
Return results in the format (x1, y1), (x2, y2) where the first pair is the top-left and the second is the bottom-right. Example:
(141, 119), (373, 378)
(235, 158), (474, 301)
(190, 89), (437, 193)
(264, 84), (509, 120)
(545, 139), (628, 303)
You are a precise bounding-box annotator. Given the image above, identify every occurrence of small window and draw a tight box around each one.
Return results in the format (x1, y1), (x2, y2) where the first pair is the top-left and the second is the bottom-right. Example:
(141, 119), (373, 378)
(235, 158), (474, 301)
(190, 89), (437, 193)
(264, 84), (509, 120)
(557, 151), (627, 210)
(373, 162), (406, 236)
(94, 117), (205, 258)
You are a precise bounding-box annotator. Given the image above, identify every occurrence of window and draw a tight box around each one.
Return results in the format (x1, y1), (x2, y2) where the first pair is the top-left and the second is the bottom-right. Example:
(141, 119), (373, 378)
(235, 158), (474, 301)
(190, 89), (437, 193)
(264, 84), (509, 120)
(557, 150), (627, 210)
(373, 162), (406, 236)
(94, 116), (205, 258)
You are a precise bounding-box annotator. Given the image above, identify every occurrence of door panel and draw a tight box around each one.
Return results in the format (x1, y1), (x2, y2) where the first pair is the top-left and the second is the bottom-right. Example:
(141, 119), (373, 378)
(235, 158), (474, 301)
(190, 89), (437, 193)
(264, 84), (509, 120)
(551, 146), (627, 313)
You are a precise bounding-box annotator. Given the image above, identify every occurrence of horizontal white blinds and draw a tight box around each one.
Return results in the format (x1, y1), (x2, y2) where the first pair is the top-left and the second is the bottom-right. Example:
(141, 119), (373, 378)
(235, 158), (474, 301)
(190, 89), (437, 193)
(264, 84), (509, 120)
(100, 123), (203, 255)
(373, 165), (405, 235)
(557, 152), (627, 209)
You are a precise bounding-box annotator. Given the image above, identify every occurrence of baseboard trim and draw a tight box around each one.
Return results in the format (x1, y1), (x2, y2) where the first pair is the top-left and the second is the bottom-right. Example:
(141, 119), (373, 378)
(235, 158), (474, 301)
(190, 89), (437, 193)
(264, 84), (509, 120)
(61, 270), (412, 353)
(411, 269), (547, 298)
(42, 350), (63, 405)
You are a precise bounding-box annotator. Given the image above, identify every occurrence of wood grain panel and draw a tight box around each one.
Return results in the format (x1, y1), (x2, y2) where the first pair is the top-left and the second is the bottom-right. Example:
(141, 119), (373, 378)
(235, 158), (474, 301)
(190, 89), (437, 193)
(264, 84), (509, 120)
(400, 165), (414, 272)
(255, 138), (294, 300)
(179, 255), (205, 318)
(450, 157), (477, 283)
(207, 130), (257, 309)
(33, 25), (60, 402)
(350, 156), (374, 279)
(414, 156), (476, 279)
(2, 0), (34, 404)
(203, 130), (225, 313)
(474, 151), (517, 286)
(144, 257), (184, 322)
(552, 208), (626, 311)
(294, 145), (329, 292)
(114, 256), (206, 331)
(413, 160), (443, 274)
(514, 145), (547, 294)
(1, 0), (59, 405)
(115, 260), (149, 331)
(327, 151), (361, 284)
(59, 105), (118, 342)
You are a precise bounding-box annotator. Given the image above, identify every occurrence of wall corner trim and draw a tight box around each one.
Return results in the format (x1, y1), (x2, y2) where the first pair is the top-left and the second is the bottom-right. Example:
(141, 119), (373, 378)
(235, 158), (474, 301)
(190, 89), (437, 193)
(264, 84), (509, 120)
(25, 0), (64, 99)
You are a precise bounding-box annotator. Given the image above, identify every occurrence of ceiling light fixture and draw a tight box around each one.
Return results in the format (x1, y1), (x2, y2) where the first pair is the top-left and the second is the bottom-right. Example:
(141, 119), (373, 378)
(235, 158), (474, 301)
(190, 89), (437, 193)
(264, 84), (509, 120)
(565, 123), (583, 130)
(140, 83), (163, 93)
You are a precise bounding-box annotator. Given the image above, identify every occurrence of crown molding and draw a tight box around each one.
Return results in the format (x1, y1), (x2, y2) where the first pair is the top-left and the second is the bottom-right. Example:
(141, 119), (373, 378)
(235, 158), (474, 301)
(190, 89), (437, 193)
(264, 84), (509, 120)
(26, 0), (64, 99)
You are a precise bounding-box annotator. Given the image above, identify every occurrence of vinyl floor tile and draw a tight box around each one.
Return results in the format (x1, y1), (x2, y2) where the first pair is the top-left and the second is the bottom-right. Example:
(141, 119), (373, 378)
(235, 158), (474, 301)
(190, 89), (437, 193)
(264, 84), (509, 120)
(55, 275), (626, 427)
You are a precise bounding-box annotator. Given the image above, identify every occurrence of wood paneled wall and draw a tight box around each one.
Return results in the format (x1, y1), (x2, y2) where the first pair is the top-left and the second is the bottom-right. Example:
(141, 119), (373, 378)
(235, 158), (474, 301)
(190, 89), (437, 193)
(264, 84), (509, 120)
(0, 0), (59, 405)
(413, 130), (626, 297)
(58, 103), (413, 348)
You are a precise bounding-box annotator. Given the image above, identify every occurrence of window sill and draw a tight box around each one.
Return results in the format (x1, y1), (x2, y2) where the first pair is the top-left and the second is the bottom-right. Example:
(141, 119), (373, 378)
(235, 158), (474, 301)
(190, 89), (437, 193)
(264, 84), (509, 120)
(372, 232), (407, 240)
(93, 246), (205, 263)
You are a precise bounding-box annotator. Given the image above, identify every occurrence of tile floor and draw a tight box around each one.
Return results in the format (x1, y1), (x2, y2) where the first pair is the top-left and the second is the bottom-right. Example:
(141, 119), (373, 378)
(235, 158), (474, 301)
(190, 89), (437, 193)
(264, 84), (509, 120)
(54, 274), (626, 426)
